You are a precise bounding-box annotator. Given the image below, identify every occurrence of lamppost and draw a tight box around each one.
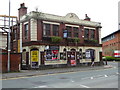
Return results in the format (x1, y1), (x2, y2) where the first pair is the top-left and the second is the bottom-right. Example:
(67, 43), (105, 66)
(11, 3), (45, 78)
(8, 0), (11, 72)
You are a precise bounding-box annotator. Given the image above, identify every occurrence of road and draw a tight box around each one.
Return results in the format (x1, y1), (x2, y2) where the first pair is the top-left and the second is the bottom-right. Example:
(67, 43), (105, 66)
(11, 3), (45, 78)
(2, 62), (119, 89)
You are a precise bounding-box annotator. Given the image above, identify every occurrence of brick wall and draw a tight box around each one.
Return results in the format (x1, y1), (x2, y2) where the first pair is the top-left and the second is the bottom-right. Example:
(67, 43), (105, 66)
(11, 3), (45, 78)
(102, 31), (120, 56)
(0, 52), (21, 73)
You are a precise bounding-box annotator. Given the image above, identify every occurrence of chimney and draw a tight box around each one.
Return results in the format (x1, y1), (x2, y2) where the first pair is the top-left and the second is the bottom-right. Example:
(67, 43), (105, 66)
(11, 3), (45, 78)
(84, 14), (91, 21)
(18, 3), (27, 21)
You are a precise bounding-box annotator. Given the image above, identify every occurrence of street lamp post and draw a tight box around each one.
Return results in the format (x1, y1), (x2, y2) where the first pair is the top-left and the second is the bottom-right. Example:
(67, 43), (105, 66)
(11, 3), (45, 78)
(8, 0), (11, 72)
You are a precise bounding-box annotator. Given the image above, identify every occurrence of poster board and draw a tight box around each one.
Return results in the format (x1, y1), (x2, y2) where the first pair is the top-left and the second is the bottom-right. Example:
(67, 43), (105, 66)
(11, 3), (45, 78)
(31, 50), (39, 68)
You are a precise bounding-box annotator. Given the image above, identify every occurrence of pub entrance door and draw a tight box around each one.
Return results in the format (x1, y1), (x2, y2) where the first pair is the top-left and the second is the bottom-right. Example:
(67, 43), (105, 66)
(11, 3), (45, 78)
(67, 49), (80, 66)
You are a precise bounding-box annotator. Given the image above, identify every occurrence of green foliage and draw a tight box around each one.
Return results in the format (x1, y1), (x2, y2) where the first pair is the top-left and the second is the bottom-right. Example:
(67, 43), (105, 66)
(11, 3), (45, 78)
(67, 38), (80, 43)
(73, 37), (80, 43)
(93, 40), (98, 43)
(103, 56), (120, 61)
(105, 56), (115, 60)
(90, 39), (98, 43)
(51, 36), (62, 43)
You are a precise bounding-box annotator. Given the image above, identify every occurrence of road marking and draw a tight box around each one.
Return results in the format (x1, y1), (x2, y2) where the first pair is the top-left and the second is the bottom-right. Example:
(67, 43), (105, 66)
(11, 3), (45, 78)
(104, 75), (108, 77)
(91, 77), (93, 79)
(71, 80), (75, 82)
(2, 66), (114, 80)
(80, 84), (90, 88)
(34, 85), (47, 88)
(116, 72), (119, 75)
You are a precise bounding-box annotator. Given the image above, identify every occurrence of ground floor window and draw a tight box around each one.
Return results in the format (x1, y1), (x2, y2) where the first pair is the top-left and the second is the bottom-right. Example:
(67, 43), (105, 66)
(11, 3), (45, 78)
(45, 46), (59, 61)
(86, 49), (95, 59)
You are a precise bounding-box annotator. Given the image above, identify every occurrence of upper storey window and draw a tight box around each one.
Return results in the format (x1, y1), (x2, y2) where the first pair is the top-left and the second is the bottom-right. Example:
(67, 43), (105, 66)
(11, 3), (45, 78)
(84, 27), (96, 40)
(73, 27), (79, 38)
(66, 26), (72, 38)
(53, 25), (59, 36)
(84, 28), (89, 39)
(43, 23), (50, 36)
(24, 24), (28, 39)
(13, 29), (17, 40)
(90, 29), (95, 39)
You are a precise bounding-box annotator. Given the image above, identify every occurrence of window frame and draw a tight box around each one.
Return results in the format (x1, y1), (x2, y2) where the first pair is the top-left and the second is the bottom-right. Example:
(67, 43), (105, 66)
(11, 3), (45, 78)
(43, 23), (51, 36)
(24, 24), (28, 39)
(66, 26), (72, 38)
(84, 28), (89, 39)
(73, 27), (79, 38)
(52, 24), (59, 36)
(90, 29), (95, 39)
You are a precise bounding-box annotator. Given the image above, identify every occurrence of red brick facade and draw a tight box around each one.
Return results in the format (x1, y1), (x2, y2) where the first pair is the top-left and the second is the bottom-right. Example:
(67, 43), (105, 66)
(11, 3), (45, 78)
(102, 30), (120, 57)
(10, 3), (102, 69)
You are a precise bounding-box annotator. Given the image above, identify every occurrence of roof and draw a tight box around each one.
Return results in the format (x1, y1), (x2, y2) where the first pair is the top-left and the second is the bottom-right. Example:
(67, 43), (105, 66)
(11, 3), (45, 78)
(20, 11), (101, 27)
(102, 29), (120, 40)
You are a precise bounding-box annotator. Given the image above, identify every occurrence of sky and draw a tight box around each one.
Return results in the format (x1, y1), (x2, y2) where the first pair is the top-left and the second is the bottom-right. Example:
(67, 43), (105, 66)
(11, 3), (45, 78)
(0, 0), (119, 38)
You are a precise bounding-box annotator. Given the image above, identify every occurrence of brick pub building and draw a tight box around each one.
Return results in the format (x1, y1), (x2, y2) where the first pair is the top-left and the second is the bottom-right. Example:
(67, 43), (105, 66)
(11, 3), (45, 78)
(12, 3), (102, 69)
(102, 30), (120, 57)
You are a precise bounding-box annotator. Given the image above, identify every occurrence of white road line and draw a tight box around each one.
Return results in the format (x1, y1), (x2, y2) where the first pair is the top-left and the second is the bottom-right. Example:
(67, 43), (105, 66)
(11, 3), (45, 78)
(71, 80), (75, 82)
(91, 77), (93, 79)
(116, 72), (119, 75)
(34, 85), (47, 88)
(104, 75), (108, 77)
(80, 84), (90, 88)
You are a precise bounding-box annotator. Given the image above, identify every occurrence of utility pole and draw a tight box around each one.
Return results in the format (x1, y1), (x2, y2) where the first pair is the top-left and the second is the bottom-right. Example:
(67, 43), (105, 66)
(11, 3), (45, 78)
(8, 0), (11, 72)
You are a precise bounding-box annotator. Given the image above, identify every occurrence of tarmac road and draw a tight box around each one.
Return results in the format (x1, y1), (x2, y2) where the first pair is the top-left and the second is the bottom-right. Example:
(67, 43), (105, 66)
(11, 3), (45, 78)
(2, 62), (119, 89)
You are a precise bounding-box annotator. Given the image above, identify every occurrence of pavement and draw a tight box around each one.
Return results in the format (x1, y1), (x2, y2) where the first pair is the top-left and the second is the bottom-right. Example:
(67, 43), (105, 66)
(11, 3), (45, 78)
(1, 65), (113, 79)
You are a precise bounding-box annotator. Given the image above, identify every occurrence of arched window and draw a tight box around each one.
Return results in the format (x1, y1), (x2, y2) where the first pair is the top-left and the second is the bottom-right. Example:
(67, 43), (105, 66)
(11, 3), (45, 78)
(63, 48), (66, 52)
(71, 48), (76, 52)
(86, 49), (95, 59)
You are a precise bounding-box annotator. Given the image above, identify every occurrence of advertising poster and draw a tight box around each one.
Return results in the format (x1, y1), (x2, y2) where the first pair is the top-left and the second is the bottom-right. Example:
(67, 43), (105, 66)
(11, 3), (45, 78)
(31, 50), (39, 68)
(86, 51), (91, 59)
(46, 50), (58, 61)
(71, 60), (76, 66)
(114, 50), (120, 57)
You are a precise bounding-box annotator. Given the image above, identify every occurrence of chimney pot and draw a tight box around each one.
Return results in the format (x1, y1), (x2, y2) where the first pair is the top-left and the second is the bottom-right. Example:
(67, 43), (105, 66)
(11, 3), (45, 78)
(84, 14), (91, 21)
(85, 14), (88, 17)
(20, 3), (25, 7)
(18, 3), (27, 21)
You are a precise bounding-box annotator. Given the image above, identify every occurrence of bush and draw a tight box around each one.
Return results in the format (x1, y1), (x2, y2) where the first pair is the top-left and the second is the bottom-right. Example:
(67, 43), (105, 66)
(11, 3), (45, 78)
(103, 56), (120, 61)
(73, 38), (80, 43)
(51, 36), (62, 43)
(90, 39), (98, 43)
(67, 38), (80, 43)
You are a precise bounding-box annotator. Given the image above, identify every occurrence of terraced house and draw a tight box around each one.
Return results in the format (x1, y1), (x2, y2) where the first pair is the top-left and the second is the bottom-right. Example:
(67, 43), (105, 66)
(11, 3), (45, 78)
(12, 3), (102, 69)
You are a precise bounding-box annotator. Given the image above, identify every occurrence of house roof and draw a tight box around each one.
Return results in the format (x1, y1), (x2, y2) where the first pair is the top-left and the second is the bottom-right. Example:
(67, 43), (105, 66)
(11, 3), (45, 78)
(102, 29), (120, 40)
(20, 11), (102, 27)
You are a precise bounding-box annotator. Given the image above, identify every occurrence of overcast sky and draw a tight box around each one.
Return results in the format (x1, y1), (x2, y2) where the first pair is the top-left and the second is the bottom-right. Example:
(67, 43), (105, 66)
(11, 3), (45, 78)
(0, 0), (119, 38)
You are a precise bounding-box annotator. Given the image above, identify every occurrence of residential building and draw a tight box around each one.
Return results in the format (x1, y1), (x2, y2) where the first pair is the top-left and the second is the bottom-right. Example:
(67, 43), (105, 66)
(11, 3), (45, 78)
(12, 3), (102, 69)
(102, 30), (120, 57)
(0, 31), (7, 50)
(0, 15), (17, 51)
